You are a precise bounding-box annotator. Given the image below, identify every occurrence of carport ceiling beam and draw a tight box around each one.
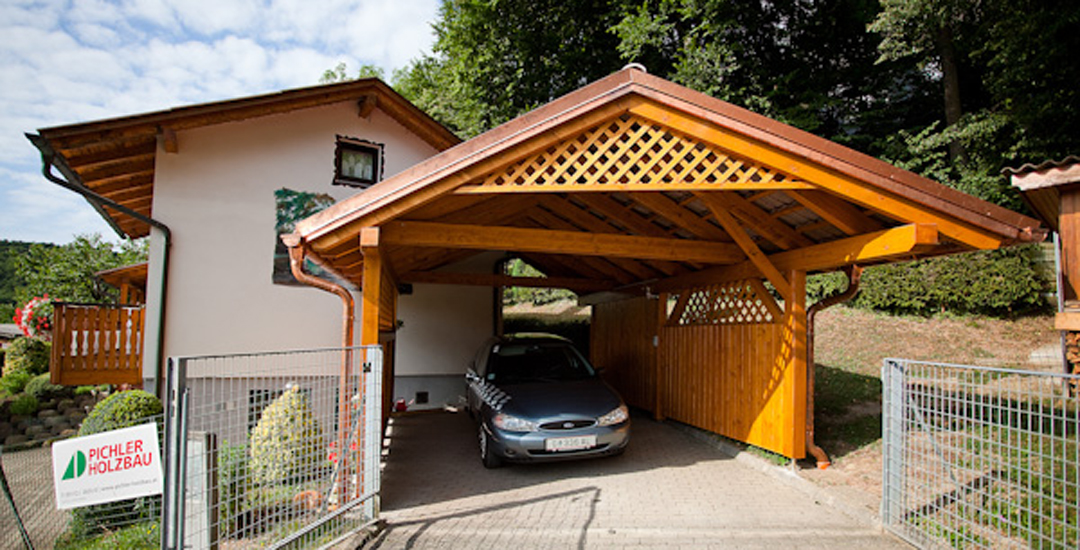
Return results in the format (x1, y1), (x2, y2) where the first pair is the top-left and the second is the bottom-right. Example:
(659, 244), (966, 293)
(399, 271), (614, 292)
(379, 221), (745, 264)
(696, 192), (791, 297)
(654, 223), (940, 292)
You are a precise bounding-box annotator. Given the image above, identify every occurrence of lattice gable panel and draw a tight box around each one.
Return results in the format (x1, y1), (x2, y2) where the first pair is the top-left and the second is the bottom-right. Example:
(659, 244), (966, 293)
(466, 114), (811, 193)
(670, 279), (782, 326)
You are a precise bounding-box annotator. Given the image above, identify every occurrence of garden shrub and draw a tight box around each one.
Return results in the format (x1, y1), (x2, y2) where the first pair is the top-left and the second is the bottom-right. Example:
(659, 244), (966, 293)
(217, 441), (250, 538)
(25, 373), (65, 400)
(5, 337), (51, 376)
(78, 390), (162, 436)
(70, 390), (163, 540)
(249, 386), (323, 485)
(806, 245), (1051, 318)
(0, 371), (33, 396)
(10, 393), (39, 416)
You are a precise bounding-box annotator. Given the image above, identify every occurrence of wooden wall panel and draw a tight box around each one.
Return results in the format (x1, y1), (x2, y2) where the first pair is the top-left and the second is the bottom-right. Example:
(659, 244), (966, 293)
(590, 296), (658, 410)
(660, 323), (795, 457)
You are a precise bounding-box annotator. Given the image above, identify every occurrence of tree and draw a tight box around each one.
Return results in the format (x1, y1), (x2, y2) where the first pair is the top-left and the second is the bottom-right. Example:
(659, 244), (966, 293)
(319, 62), (386, 84)
(613, 0), (938, 157)
(392, 0), (630, 137)
(870, 0), (1080, 209)
(15, 234), (148, 305)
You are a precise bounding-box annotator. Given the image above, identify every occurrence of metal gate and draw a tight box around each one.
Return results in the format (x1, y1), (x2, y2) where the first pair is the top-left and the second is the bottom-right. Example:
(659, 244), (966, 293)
(161, 346), (383, 550)
(882, 359), (1079, 549)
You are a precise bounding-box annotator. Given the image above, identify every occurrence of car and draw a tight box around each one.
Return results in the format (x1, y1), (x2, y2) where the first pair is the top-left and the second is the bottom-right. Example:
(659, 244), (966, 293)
(465, 333), (631, 468)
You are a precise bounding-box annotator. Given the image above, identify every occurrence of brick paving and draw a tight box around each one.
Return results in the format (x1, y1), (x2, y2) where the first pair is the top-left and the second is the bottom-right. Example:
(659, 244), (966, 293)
(363, 411), (911, 549)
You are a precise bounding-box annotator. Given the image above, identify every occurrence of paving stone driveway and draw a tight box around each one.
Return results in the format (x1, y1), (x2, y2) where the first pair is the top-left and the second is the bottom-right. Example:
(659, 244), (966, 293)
(364, 411), (910, 549)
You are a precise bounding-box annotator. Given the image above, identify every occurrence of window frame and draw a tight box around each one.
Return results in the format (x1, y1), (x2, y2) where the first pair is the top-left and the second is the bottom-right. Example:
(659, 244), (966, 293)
(333, 135), (384, 189)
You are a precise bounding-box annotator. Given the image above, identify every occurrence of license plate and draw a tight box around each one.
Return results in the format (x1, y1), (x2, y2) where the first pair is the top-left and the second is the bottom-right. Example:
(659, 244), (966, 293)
(545, 435), (597, 452)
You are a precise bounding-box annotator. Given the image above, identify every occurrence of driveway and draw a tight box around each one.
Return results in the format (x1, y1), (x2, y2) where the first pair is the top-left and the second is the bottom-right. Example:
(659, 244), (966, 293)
(365, 411), (910, 549)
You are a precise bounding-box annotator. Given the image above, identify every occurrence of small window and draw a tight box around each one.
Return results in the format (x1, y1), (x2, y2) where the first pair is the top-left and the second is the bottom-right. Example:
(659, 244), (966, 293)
(334, 136), (383, 188)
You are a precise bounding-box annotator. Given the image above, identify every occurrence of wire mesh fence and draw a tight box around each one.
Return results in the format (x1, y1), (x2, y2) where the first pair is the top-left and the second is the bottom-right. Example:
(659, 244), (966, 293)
(882, 359), (1080, 549)
(162, 346), (383, 550)
(1, 410), (165, 550)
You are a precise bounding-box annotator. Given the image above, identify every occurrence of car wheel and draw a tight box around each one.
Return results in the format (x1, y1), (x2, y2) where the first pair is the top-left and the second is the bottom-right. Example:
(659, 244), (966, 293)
(479, 425), (502, 469)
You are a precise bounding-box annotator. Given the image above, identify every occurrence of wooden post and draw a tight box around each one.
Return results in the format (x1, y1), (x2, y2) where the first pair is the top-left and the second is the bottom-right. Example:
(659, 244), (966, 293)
(783, 270), (808, 459)
(1060, 188), (1080, 305)
(654, 292), (667, 421)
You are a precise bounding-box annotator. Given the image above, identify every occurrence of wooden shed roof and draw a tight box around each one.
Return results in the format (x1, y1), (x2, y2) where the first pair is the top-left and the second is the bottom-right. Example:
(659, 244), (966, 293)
(29, 79), (461, 239)
(291, 67), (1045, 296)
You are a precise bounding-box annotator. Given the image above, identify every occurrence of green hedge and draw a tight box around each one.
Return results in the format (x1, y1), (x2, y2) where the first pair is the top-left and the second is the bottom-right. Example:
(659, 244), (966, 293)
(807, 245), (1052, 317)
(4, 337), (50, 376)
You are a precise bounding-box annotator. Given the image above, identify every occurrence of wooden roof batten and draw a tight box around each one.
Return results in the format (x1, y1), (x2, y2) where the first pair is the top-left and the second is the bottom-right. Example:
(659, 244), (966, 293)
(290, 67), (1045, 295)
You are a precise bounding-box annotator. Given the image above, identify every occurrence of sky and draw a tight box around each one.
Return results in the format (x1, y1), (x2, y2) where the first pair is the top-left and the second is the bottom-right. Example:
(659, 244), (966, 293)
(0, 0), (441, 245)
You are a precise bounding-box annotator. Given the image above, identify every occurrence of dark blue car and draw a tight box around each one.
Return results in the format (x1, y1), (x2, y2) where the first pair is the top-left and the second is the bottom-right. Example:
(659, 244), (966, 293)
(465, 334), (631, 468)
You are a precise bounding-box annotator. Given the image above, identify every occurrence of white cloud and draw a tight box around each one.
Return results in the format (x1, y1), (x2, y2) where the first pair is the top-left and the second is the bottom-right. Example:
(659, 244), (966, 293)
(0, 0), (440, 243)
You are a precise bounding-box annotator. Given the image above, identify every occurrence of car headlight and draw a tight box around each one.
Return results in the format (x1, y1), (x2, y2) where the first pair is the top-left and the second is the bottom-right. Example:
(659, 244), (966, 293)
(596, 404), (629, 426)
(493, 412), (539, 432)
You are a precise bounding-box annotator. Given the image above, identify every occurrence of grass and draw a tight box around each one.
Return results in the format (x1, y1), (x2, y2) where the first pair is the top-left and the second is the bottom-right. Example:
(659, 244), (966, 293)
(54, 521), (158, 550)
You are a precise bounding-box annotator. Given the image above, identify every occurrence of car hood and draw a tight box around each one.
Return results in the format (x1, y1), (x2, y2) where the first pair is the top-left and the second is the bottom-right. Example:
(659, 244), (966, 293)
(498, 378), (624, 420)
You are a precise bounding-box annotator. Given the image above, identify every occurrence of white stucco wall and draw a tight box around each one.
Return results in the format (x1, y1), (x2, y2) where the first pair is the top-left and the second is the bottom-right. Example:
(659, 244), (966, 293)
(143, 101), (489, 377)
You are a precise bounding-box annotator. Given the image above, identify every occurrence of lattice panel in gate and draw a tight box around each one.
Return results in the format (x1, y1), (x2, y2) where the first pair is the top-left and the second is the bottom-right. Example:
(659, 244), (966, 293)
(470, 114), (806, 192)
(669, 279), (782, 325)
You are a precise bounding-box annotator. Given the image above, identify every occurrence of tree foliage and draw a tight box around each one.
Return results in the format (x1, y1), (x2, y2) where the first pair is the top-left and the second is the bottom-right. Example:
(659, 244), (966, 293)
(392, 0), (629, 137)
(14, 234), (148, 305)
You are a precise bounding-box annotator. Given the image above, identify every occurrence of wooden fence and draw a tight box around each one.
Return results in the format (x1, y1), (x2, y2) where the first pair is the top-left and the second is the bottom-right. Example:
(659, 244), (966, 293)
(591, 279), (806, 458)
(50, 302), (145, 386)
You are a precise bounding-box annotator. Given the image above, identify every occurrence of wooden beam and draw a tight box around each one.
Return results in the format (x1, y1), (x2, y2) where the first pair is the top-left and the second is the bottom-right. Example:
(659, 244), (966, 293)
(788, 190), (883, 236)
(628, 193), (729, 241)
(454, 180), (815, 194)
(399, 271), (613, 292)
(782, 269), (807, 459)
(697, 193), (791, 297)
(360, 244), (382, 346)
(379, 220), (745, 264)
(655, 223), (939, 292)
(358, 93), (378, 118)
(573, 194), (673, 238)
(705, 193), (815, 250)
(158, 127), (178, 153)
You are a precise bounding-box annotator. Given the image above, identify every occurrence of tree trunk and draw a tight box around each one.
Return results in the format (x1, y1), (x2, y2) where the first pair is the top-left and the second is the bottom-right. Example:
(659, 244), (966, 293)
(937, 24), (966, 163)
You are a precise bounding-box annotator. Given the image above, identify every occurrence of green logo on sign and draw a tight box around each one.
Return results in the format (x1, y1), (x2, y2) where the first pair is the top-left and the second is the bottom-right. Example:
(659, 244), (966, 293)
(62, 450), (87, 480)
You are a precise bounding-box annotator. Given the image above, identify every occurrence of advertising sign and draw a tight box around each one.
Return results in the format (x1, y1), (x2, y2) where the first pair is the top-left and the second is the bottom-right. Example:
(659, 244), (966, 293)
(51, 422), (164, 510)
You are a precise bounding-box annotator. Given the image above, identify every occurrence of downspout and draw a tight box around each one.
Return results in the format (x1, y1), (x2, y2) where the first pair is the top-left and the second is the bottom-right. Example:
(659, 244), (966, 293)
(805, 265), (862, 469)
(27, 134), (172, 398)
(281, 234), (355, 498)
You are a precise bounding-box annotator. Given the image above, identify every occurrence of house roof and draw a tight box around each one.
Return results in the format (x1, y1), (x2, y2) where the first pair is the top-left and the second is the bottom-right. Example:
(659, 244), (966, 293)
(1008, 156), (1080, 232)
(95, 262), (149, 292)
(28, 79), (461, 239)
(290, 66), (1045, 295)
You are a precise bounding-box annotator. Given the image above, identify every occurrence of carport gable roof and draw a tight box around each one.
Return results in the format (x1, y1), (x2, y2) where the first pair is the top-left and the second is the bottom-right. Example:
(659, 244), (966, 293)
(292, 67), (1044, 293)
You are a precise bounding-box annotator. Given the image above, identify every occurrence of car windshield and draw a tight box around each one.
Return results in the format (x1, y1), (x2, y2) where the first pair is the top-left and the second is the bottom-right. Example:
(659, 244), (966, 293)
(486, 342), (596, 384)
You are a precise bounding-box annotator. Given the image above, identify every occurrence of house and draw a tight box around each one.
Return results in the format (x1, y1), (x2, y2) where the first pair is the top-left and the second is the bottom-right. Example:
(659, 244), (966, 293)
(30, 67), (1043, 461)
(28, 79), (492, 407)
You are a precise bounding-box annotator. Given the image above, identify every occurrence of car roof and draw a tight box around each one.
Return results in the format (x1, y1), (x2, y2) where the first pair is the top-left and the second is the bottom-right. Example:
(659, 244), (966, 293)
(497, 333), (573, 345)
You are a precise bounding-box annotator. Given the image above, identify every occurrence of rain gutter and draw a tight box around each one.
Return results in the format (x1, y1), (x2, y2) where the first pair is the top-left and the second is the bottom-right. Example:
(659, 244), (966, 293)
(805, 265), (862, 469)
(26, 133), (172, 398)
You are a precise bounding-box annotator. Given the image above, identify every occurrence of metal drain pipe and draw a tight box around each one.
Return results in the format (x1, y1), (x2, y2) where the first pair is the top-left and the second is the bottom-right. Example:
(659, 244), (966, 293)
(805, 265), (862, 469)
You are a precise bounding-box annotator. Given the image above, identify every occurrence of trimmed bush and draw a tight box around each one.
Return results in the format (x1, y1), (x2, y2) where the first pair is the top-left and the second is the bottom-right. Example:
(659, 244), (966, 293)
(70, 390), (163, 541)
(78, 390), (162, 436)
(0, 371), (34, 397)
(249, 386), (323, 485)
(5, 337), (50, 376)
(10, 393), (39, 416)
(25, 373), (65, 400)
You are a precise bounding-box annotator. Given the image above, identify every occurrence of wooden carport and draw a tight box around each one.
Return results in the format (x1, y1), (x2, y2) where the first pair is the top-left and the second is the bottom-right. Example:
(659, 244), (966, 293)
(285, 67), (1044, 460)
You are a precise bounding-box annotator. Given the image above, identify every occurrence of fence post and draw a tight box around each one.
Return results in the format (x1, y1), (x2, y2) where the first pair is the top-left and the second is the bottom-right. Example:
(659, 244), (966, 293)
(880, 358), (906, 527)
(161, 357), (189, 550)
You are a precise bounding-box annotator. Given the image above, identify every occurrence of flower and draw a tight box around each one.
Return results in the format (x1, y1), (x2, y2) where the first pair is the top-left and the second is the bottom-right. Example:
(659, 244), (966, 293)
(14, 295), (53, 340)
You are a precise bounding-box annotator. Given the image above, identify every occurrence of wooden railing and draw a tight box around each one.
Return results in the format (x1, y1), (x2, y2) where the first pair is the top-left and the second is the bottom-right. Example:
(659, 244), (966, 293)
(50, 302), (145, 386)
